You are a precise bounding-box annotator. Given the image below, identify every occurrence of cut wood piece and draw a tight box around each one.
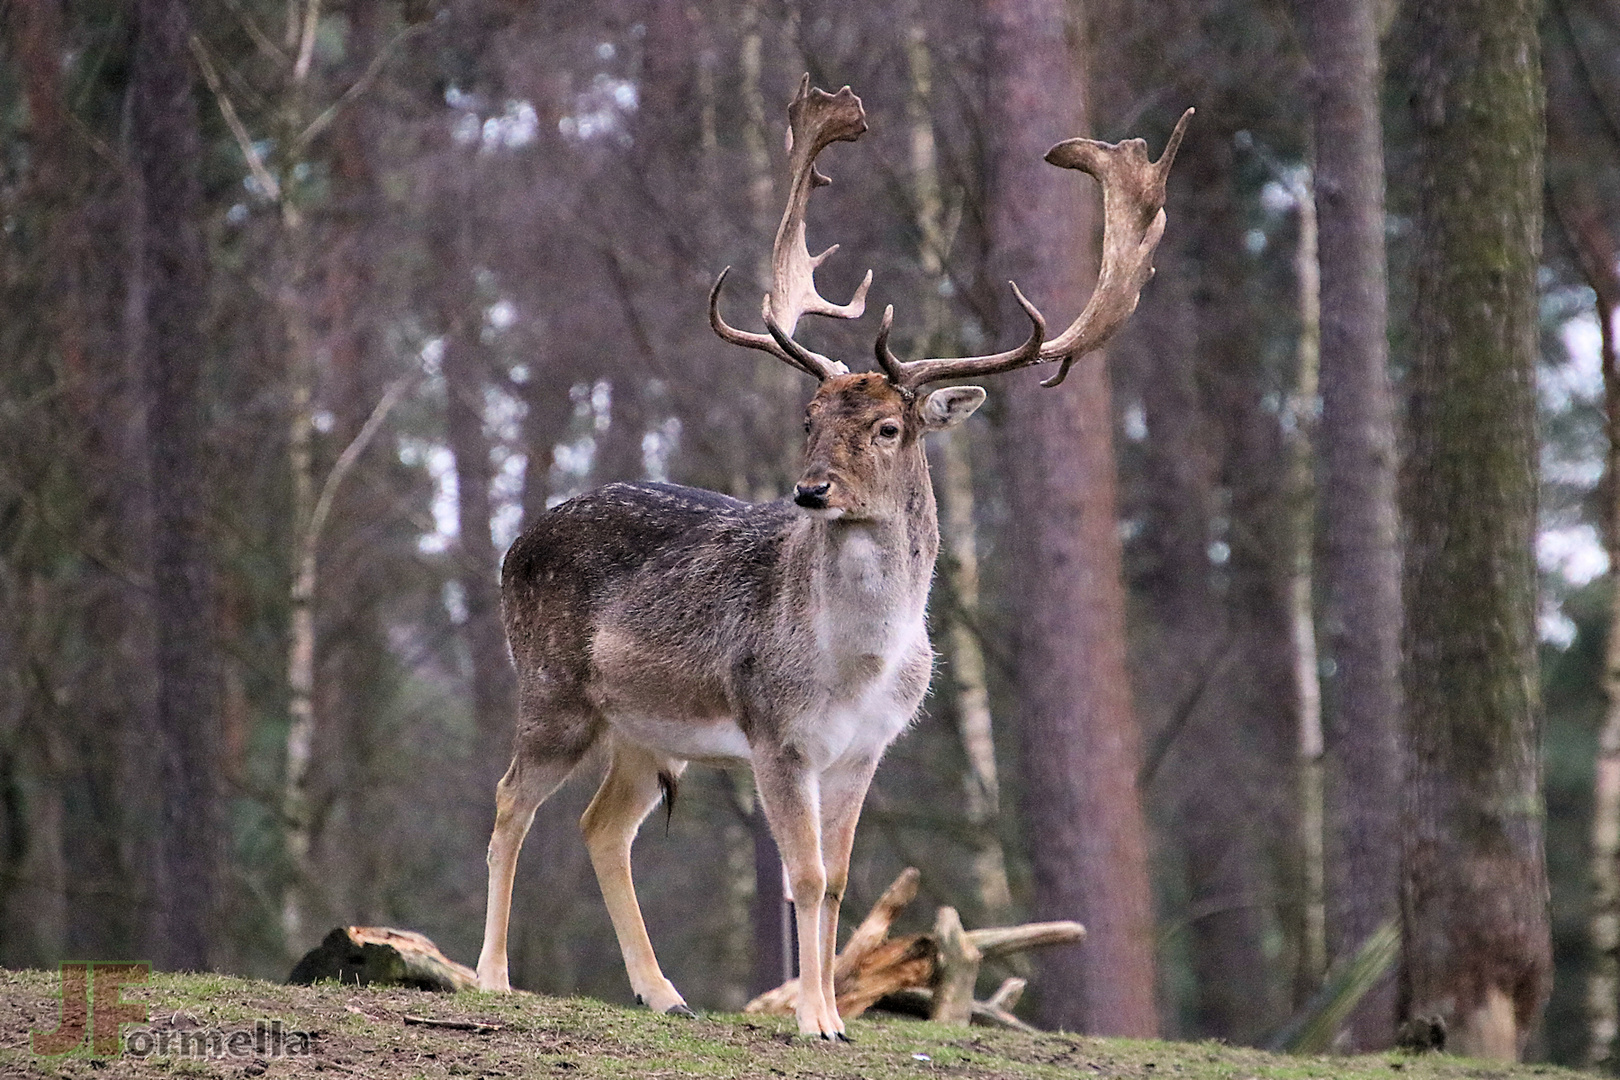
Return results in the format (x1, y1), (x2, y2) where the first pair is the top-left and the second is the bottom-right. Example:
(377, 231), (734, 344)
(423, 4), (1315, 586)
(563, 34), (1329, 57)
(987, 976), (1026, 1010)
(835, 866), (921, 980)
(967, 920), (1085, 957)
(742, 868), (1084, 1027)
(930, 906), (981, 1024)
(746, 933), (938, 1020)
(288, 927), (478, 992)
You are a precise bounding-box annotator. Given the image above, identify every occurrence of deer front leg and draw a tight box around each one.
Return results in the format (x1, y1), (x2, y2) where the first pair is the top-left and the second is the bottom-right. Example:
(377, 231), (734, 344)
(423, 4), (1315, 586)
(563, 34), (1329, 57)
(580, 741), (693, 1015)
(754, 749), (842, 1039)
(815, 754), (881, 1037)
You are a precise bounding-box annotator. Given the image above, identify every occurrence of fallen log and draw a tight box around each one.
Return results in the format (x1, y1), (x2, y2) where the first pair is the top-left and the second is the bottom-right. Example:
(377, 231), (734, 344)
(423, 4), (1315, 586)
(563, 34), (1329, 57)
(743, 868), (1084, 1028)
(288, 927), (478, 992)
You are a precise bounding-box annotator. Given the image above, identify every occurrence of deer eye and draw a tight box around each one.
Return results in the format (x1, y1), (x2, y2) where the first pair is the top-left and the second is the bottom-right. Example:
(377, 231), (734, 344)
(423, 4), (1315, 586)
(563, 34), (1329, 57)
(878, 421), (902, 440)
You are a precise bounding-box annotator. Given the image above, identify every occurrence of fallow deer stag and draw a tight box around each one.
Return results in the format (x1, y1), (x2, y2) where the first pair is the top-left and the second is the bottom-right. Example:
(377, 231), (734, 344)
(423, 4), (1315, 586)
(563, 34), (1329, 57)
(476, 75), (1189, 1039)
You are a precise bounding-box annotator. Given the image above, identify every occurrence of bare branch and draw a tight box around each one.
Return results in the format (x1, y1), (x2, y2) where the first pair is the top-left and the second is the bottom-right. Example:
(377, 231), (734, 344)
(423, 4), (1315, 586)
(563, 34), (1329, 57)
(189, 34), (281, 202)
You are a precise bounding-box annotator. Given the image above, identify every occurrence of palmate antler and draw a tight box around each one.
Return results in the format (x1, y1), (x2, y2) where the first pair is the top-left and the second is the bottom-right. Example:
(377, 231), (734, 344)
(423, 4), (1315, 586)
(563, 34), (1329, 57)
(709, 75), (873, 380)
(712, 78), (1190, 391)
(879, 107), (1194, 391)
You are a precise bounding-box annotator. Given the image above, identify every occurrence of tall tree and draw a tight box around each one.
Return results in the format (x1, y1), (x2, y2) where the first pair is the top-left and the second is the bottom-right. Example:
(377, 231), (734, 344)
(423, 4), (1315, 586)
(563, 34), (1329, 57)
(1395, 0), (1551, 1058)
(1297, 0), (1402, 1050)
(133, 0), (223, 970)
(984, 0), (1157, 1035)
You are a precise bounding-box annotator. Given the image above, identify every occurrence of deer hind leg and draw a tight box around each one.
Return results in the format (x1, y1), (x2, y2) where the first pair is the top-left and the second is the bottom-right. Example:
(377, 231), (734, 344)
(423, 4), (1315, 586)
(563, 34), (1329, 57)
(814, 755), (881, 1038)
(580, 740), (691, 1015)
(476, 744), (584, 991)
(754, 751), (842, 1039)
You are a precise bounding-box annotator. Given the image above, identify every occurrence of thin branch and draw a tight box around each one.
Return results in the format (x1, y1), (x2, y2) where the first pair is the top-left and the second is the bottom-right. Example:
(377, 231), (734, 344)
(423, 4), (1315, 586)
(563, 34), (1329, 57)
(292, 0), (321, 84)
(1138, 635), (1237, 789)
(188, 34), (281, 202)
(293, 23), (430, 156)
(220, 0), (290, 68)
(303, 372), (419, 560)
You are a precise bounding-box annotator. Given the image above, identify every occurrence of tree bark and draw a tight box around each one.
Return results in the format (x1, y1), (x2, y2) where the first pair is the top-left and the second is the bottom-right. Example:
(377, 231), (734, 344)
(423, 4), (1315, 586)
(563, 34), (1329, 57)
(1297, 0), (1403, 1050)
(985, 0), (1157, 1035)
(1395, 0), (1551, 1058)
(133, 0), (223, 972)
(444, 318), (518, 752)
(1284, 167), (1326, 1005)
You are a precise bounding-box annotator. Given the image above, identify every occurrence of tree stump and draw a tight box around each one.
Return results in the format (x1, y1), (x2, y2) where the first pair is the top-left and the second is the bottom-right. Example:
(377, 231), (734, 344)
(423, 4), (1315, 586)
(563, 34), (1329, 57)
(288, 927), (478, 992)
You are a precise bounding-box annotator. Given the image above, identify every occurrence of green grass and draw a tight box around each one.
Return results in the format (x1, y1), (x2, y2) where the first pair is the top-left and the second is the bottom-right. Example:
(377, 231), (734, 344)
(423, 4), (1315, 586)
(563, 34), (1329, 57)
(0, 968), (1596, 1079)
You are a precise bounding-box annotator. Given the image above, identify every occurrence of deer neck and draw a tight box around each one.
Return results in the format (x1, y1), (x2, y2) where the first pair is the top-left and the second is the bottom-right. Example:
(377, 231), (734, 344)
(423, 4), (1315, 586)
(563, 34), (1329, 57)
(798, 454), (938, 641)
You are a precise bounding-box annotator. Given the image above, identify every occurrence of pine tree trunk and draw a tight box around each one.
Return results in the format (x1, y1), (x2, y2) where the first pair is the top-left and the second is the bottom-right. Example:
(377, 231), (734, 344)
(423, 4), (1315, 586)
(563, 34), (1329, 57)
(1395, 0), (1551, 1058)
(133, 0), (223, 972)
(985, 0), (1157, 1035)
(444, 317), (518, 753)
(1298, 0), (1402, 1049)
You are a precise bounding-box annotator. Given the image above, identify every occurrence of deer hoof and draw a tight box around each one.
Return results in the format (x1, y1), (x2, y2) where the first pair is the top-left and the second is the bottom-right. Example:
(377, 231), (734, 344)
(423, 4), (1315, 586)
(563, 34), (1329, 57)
(665, 1004), (697, 1018)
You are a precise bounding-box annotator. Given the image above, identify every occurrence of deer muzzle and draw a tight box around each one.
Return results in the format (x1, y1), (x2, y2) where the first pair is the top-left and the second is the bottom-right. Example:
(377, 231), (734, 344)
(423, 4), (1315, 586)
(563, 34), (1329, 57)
(794, 480), (833, 510)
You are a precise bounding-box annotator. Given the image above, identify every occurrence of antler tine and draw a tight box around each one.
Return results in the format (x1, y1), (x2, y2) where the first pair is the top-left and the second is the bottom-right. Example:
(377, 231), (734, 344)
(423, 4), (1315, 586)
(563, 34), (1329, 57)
(884, 282), (1046, 390)
(1035, 107), (1194, 387)
(874, 306), (907, 385)
(710, 267), (837, 379)
(765, 312), (842, 379)
(709, 75), (872, 382)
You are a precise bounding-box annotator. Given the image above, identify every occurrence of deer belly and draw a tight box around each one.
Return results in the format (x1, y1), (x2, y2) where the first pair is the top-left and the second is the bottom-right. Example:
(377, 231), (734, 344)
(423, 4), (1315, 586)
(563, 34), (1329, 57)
(608, 713), (753, 763)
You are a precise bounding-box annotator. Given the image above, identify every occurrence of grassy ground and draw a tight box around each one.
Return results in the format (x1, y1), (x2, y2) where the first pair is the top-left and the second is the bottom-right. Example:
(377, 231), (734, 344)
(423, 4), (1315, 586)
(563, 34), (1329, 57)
(0, 968), (1596, 1080)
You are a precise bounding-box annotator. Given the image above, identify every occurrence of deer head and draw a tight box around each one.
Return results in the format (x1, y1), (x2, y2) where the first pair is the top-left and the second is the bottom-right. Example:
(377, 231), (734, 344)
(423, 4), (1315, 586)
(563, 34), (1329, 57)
(711, 76), (1192, 519)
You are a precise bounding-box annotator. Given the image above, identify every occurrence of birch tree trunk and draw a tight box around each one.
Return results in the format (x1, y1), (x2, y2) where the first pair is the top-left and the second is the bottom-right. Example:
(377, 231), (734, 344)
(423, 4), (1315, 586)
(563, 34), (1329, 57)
(904, 18), (1013, 928)
(1395, 0), (1551, 1057)
(1283, 167), (1326, 1004)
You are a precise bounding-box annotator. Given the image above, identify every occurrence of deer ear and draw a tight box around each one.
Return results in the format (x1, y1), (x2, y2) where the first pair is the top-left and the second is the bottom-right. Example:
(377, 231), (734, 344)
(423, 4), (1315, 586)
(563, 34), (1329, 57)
(920, 386), (987, 431)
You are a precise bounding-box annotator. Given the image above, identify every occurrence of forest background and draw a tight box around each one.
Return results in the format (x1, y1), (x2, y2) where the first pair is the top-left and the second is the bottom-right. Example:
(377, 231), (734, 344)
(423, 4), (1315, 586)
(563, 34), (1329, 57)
(0, 0), (1611, 1065)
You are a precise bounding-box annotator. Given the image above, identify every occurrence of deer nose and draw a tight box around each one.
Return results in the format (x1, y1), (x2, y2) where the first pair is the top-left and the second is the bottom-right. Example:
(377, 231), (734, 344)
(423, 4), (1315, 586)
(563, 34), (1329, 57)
(794, 480), (832, 509)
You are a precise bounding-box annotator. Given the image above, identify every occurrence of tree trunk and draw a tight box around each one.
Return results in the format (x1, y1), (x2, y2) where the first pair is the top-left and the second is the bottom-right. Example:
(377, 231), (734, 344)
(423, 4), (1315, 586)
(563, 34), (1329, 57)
(906, 17), (1012, 927)
(133, 0), (223, 972)
(1297, 0), (1403, 1050)
(1284, 167), (1326, 1005)
(1395, 0), (1551, 1058)
(985, 0), (1157, 1035)
(444, 318), (518, 753)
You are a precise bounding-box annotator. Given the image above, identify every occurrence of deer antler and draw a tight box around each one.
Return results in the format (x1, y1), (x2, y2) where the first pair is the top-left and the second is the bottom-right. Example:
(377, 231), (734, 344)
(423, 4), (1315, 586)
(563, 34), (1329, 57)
(1034, 107), (1193, 386)
(879, 107), (1193, 391)
(710, 75), (874, 381)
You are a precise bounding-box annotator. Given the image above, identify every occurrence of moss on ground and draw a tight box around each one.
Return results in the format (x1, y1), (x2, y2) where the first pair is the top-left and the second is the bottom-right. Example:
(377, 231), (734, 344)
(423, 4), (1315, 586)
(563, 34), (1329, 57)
(0, 968), (1595, 1079)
